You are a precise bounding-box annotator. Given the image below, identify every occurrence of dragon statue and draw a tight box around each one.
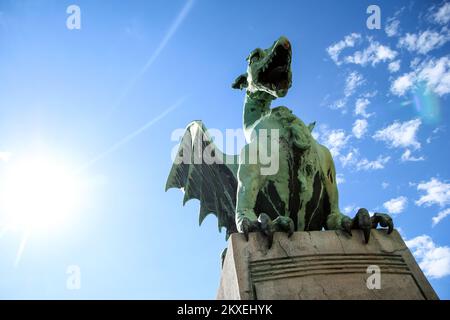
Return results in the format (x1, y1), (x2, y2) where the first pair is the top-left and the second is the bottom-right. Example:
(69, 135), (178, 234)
(166, 36), (393, 249)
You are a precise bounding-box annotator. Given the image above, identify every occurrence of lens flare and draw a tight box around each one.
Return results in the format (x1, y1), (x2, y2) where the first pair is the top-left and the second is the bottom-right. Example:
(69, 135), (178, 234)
(410, 82), (441, 125)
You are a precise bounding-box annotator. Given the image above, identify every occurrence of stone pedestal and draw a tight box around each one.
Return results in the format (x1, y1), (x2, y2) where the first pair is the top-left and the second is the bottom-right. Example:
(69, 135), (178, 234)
(217, 230), (438, 300)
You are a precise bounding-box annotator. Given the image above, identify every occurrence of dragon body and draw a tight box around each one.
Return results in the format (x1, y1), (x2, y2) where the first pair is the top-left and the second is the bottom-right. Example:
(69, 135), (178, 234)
(166, 37), (393, 247)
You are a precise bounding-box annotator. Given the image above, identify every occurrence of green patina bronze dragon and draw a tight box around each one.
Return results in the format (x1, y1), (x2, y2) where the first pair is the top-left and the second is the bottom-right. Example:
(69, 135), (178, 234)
(166, 36), (393, 248)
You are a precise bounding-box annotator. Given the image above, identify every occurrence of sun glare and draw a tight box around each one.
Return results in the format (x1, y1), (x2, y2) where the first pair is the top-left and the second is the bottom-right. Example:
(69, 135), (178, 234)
(0, 155), (82, 233)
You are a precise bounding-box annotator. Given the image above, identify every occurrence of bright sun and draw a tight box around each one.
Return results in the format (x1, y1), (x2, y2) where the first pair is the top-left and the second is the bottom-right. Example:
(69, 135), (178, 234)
(0, 155), (82, 233)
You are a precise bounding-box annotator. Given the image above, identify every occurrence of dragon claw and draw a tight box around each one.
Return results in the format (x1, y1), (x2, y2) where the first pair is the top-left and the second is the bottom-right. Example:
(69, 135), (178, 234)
(243, 223), (249, 241)
(363, 228), (371, 244)
(349, 209), (394, 243)
(259, 214), (295, 248)
(273, 216), (295, 238)
(240, 217), (259, 241)
(341, 216), (352, 237)
(352, 208), (372, 243)
(258, 213), (274, 248)
(240, 214), (296, 248)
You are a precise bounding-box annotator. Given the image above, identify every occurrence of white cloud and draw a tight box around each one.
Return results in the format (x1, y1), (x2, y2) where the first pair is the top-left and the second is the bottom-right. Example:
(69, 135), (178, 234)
(321, 129), (349, 157)
(0, 151), (11, 162)
(401, 149), (425, 162)
(410, 57), (421, 68)
(382, 182), (389, 189)
(416, 178), (450, 208)
(343, 204), (357, 215)
(388, 60), (401, 73)
(383, 196), (408, 214)
(336, 173), (345, 185)
(398, 29), (450, 55)
(344, 39), (397, 66)
(339, 149), (389, 171)
(339, 148), (358, 167)
(326, 33), (361, 65)
(373, 118), (422, 150)
(327, 36), (397, 67)
(433, 126), (443, 134)
(344, 71), (365, 97)
(311, 130), (320, 141)
(329, 71), (365, 112)
(354, 98), (373, 118)
(329, 98), (347, 110)
(385, 18), (400, 37)
(406, 235), (450, 279)
(396, 227), (406, 238)
(356, 155), (390, 171)
(432, 208), (450, 227)
(363, 91), (377, 98)
(426, 126), (444, 144)
(352, 119), (368, 139)
(390, 73), (414, 96)
(433, 2), (450, 25)
(391, 56), (450, 97)
(417, 56), (450, 96)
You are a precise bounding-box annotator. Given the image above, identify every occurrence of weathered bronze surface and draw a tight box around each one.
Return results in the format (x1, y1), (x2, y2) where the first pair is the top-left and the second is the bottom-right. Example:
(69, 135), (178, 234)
(166, 37), (393, 246)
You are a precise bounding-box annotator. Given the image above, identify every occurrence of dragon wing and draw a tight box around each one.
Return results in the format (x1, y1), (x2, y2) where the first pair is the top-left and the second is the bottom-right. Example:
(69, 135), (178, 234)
(165, 121), (239, 239)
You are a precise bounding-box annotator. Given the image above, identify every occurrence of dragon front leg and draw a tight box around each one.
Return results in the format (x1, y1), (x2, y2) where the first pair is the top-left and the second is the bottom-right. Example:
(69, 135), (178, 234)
(235, 142), (295, 248)
(236, 173), (295, 247)
(235, 159), (266, 240)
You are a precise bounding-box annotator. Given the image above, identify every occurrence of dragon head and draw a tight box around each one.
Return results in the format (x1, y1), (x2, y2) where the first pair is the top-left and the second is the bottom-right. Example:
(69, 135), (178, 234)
(232, 36), (292, 98)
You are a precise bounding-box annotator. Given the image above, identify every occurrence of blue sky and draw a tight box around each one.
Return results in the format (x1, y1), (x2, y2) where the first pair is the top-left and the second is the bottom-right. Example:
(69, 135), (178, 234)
(0, 0), (449, 299)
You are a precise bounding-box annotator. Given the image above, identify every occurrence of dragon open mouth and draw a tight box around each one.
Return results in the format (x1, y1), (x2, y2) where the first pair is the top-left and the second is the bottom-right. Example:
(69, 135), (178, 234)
(258, 44), (291, 91)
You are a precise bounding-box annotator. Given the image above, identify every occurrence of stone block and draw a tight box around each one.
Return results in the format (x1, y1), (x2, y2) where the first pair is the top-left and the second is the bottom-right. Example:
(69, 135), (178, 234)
(217, 230), (438, 300)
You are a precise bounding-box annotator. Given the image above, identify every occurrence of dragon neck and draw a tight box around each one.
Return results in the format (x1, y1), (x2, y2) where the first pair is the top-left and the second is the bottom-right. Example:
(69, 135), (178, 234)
(243, 91), (274, 136)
